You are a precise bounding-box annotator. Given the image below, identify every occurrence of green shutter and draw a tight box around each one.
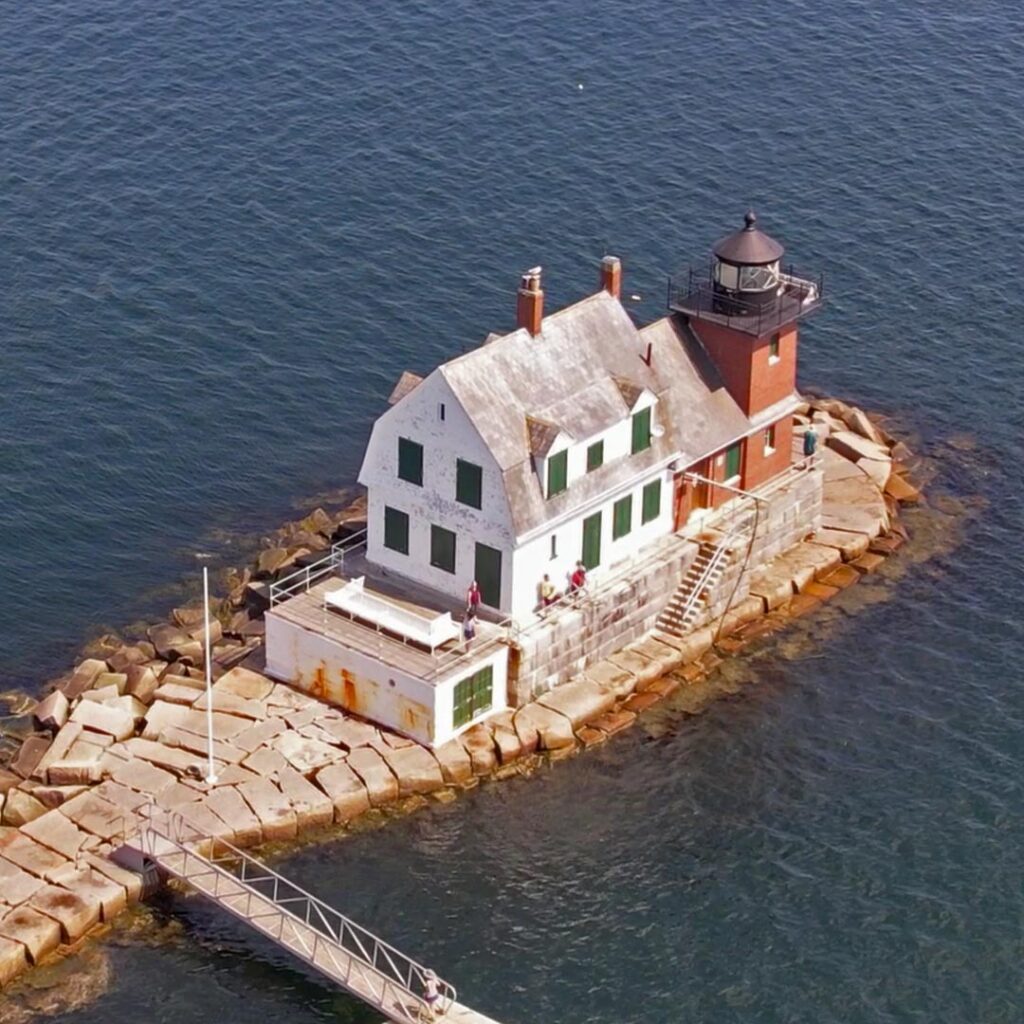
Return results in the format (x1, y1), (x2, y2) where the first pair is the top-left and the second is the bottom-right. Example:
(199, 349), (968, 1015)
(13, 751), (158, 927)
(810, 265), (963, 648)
(586, 441), (604, 472)
(725, 442), (742, 480)
(612, 495), (632, 540)
(474, 543), (502, 607)
(631, 407), (652, 454)
(383, 506), (409, 554)
(547, 450), (568, 497)
(452, 665), (494, 729)
(641, 479), (661, 524)
(456, 459), (483, 508)
(430, 525), (456, 573)
(582, 512), (602, 569)
(397, 437), (423, 485)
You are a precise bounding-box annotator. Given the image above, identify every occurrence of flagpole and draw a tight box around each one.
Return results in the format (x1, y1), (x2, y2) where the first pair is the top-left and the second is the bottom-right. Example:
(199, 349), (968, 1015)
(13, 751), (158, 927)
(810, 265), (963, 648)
(203, 567), (218, 785)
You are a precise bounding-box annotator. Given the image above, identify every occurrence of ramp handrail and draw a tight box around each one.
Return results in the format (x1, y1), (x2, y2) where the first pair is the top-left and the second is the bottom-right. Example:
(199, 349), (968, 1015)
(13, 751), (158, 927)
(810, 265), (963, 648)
(674, 540), (731, 628)
(672, 502), (759, 629)
(269, 529), (368, 607)
(141, 808), (456, 1022)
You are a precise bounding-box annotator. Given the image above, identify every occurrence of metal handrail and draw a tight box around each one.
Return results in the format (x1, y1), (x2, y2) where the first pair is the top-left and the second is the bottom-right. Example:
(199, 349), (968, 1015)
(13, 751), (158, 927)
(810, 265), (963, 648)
(268, 527), (513, 681)
(511, 531), (694, 642)
(141, 808), (456, 1023)
(270, 459), (816, 667)
(667, 262), (824, 335)
(671, 541), (731, 630)
(269, 529), (369, 606)
(686, 453), (815, 524)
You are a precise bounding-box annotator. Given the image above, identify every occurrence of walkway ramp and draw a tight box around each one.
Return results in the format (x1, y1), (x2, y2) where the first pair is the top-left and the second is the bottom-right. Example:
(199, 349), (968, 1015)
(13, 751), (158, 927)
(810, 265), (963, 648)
(138, 809), (500, 1024)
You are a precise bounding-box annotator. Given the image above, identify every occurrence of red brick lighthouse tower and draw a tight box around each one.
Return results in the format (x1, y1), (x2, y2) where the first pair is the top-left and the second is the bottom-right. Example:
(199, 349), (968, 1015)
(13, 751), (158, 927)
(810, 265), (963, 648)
(670, 211), (822, 495)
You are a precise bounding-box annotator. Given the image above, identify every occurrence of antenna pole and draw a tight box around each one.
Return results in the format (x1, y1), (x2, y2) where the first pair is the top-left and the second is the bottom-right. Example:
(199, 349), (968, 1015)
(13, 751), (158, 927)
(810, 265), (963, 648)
(203, 567), (218, 785)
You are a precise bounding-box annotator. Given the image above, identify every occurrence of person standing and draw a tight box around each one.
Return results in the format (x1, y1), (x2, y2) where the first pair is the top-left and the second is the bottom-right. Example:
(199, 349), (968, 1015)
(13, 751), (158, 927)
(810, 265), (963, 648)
(422, 969), (442, 1018)
(462, 610), (476, 648)
(466, 580), (481, 615)
(540, 574), (557, 608)
(803, 424), (818, 464)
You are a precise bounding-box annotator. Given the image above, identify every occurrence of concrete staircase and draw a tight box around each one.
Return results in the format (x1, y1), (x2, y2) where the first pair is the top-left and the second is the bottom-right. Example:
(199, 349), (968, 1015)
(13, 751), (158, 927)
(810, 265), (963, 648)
(656, 537), (733, 637)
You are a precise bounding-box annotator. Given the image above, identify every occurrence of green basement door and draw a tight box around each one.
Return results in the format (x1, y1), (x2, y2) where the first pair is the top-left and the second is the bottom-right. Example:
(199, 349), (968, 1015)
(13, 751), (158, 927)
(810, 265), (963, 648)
(474, 543), (502, 608)
(581, 511), (602, 569)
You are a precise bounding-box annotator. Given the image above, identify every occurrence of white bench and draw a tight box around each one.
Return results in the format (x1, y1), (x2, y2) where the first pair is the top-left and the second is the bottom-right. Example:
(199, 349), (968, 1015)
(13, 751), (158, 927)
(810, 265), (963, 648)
(325, 577), (460, 651)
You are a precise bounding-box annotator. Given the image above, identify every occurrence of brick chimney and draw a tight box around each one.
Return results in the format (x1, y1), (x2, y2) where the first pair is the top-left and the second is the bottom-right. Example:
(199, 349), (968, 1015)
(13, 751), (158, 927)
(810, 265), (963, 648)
(517, 266), (544, 336)
(600, 255), (622, 299)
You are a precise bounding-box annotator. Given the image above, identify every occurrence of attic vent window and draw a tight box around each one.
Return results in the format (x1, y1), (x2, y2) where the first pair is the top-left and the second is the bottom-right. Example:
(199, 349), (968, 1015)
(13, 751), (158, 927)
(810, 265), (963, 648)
(439, 402), (446, 421)
(586, 441), (604, 472)
(631, 407), (652, 454)
(547, 450), (568, 498)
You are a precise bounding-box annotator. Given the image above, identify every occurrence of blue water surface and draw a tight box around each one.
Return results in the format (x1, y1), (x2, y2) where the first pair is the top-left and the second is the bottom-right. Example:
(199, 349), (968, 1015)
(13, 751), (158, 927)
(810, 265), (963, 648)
(2, 1), (1023, 1021)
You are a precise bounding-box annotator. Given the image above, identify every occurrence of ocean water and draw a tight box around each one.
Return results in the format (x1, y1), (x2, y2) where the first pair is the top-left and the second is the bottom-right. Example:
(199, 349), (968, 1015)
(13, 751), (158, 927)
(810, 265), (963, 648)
(2, 0), (1023, 1021)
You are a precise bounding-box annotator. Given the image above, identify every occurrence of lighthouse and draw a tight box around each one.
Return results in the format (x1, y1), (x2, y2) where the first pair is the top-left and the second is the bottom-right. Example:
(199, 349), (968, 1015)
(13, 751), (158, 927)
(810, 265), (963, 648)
(669, 211), (822, 492)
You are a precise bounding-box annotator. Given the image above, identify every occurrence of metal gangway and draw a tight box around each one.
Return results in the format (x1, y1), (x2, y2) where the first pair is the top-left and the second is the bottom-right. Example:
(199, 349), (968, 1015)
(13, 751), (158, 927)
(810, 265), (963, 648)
(137, 809), (497, 1024)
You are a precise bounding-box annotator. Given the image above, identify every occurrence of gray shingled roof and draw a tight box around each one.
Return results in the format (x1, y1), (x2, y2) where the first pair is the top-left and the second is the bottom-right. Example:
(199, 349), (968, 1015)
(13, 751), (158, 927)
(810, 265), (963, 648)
(525, 416), (565, 457)
(388, 370), (424, 405)
(438, 291), (755, 537)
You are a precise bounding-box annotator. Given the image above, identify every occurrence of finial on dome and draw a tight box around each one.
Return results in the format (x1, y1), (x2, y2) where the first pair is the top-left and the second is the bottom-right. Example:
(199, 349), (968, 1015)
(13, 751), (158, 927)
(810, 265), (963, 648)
(744, 209), (757, 230)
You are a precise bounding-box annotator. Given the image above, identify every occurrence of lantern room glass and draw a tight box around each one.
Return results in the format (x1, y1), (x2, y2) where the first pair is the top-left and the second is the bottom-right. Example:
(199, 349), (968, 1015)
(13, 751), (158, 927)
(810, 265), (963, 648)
(713, 259), (780, 293)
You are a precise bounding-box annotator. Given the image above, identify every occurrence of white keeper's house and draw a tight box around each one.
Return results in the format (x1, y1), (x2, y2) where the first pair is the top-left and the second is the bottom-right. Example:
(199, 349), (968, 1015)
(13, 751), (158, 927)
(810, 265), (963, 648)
(265, 213), (824, 748)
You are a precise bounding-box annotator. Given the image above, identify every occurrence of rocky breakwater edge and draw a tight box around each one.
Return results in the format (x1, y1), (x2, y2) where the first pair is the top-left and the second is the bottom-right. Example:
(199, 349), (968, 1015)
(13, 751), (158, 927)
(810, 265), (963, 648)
(0, 396), (924, 997)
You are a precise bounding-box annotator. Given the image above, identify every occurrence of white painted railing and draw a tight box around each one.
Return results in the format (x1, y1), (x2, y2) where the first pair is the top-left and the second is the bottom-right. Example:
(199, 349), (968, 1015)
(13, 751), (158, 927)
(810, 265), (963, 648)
(140, 807), (456, 1024)
(269, 529), (368, 606)
(671, 541), (731, 632)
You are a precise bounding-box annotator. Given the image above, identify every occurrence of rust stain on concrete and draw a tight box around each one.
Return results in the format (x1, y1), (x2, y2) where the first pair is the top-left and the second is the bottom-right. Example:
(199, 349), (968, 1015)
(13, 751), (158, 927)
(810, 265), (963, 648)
(340, 670), (358, 713)
(310, 664), (328, 701)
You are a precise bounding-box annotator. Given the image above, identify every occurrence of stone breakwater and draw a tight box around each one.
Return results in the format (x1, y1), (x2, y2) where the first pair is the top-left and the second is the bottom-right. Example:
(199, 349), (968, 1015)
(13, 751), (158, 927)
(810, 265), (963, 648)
(0, 396), (922, 992)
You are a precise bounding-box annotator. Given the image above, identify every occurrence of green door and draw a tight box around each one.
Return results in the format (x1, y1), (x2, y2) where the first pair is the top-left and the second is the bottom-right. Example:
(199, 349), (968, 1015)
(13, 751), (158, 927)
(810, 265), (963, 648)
(474, 543), (502, 608)
(581, 512), (602, 570)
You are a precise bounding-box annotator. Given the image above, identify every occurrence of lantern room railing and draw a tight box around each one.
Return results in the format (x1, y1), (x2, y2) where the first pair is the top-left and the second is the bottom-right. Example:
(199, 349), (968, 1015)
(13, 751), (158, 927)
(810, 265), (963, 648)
(667, 262), (824, 336)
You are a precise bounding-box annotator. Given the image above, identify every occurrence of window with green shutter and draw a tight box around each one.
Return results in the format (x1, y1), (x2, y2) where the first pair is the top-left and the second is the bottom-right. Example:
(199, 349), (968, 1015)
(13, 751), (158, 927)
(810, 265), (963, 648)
(430, 525), (456, 573)
(586, 441), (604, 472)
(582, 511), (602, 569)
(631, 407), (652, 454)
(383, 506), (409, 554)
(547, 450), (568, 497)
(455, 459), (483, 508)
(452, 665), (493, 729)
(612, 495), (632, 540)
(641, 479), (661, 524)
(397, 437), (423, 485)
(724, 442), (742, 480)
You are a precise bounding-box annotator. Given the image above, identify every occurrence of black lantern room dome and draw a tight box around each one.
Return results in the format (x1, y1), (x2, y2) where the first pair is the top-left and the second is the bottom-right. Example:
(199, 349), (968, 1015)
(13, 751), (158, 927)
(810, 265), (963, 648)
(711, 210), (784, 312)
(713, 210), (784, 265)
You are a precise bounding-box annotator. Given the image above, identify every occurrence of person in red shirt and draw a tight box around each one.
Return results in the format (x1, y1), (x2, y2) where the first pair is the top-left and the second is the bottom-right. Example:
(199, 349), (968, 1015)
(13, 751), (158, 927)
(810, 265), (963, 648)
(466, 580), (481, 615)
(568, 561), (587, 593)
